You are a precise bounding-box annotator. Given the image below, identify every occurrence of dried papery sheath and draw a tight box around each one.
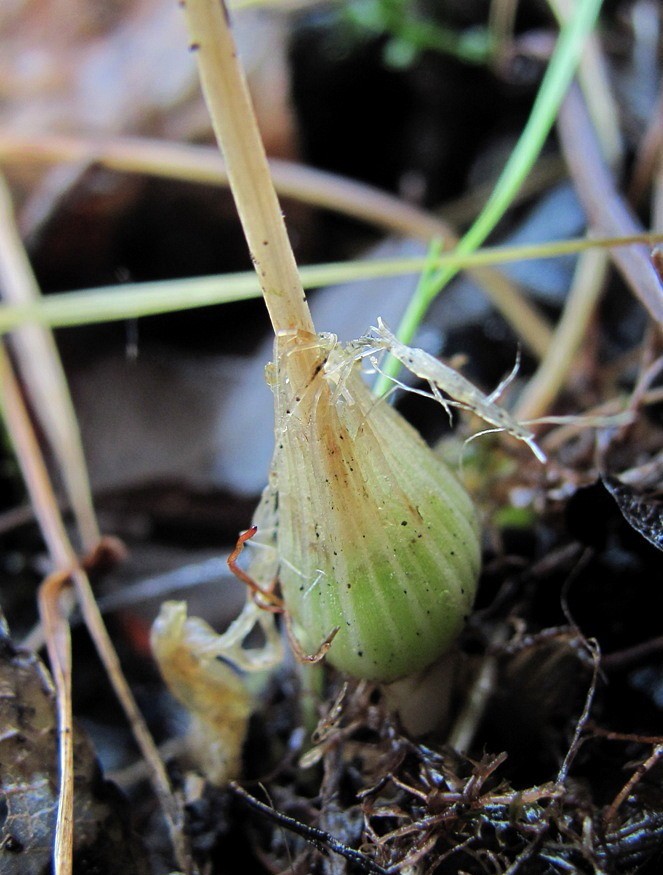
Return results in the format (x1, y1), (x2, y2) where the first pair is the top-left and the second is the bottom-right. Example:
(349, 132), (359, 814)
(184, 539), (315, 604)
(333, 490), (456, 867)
(270, 329), (481, 683)
(151, 601), (252, 785)
(150, 491), (283, 783)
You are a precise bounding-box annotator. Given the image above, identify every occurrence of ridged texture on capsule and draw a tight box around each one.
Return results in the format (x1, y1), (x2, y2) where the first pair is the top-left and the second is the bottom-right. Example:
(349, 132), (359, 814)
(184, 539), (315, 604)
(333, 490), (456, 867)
(270, 330), (481, 683)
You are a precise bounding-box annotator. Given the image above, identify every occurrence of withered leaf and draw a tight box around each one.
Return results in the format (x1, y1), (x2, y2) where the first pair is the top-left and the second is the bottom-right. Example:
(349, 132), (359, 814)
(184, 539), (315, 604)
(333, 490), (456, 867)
(0, 618), (148, 875)
(602, 474), (663, 553)
(0, 627), (58, 875)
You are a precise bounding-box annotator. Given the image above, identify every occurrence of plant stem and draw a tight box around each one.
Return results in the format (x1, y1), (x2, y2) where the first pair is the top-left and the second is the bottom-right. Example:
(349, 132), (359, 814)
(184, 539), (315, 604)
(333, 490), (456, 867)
(514, 246), (608, 422)
(0, 174), (99, 551)
(39, 574), (74, 875)
(180, 0), (313, 336)
(0, 345), (192, 873)
(0, 233), (657, 336)
(558, 85), (663, 325)
(0, 130), (552, 356)
(374, 0), (604, 394)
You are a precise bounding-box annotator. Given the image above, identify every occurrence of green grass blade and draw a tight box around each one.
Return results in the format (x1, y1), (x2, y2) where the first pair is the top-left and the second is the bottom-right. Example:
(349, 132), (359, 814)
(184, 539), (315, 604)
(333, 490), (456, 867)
(373, 0), (604, 395)
(1, 230), (661, 336)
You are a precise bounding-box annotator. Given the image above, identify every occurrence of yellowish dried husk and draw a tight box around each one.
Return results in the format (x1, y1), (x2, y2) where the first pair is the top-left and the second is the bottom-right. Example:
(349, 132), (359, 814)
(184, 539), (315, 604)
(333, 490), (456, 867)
(270, 330), (481, 683)
(151, 602), (251, 785)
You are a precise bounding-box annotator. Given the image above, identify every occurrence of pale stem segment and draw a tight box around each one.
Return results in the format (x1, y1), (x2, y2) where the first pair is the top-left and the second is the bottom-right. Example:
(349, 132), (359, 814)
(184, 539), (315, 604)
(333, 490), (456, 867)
(179, 0), (314, 338)
(38, 574), (74, 875)
(0, 345), (192, 874)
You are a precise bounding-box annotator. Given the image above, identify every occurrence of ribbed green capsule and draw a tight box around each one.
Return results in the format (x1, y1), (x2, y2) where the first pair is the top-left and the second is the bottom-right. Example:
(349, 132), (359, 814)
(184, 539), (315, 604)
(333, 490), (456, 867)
(270, 329), (481, 683)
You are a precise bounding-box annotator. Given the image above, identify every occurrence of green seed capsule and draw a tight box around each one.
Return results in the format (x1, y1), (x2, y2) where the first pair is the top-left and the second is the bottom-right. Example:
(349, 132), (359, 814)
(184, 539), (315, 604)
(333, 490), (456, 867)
(270, 330), (481, 683)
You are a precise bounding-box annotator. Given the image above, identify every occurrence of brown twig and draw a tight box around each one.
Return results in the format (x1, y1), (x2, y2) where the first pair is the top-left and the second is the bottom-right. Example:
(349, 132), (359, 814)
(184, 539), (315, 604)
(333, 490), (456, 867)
(605, 744), (663, 824)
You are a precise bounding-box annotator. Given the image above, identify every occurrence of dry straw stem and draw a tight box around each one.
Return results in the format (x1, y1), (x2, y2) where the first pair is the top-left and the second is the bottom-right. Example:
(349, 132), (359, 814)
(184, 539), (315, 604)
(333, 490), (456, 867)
(0, 173), (99, 551)
(514, 12), (619, 423)
(0, 345), (76, 875)
(559, 85), (663, 327)
(0, 346), (75, 567)
(0, 132), (458, 241)
(179, 0), (313, 337)
(514, 246), (608, 422)
(38, 574), (74, 875)
(0, 131), (552, 357)
(549, 0), (623, 168)
(0, 346), (193, 875)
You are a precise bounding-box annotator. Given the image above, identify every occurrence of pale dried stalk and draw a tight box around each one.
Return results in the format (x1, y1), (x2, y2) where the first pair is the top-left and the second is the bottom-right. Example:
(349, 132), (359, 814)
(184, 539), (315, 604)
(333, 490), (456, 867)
(0, 345), (192, 875)
(0, 131), (553, 357)
(0, 347), (74, 566)
(514, 246), (609, 422)
(514, 0), (628, 422)
(0, 132), (455, 240)
(180, 0), (313, 337)
(559, 86), (663, 325)
(39, 574), (74, 875)
(0, 345), (76, 873)
(549, 0), (623, 167)
(0, 173), (99, 551)
(0, 131), (554, 356)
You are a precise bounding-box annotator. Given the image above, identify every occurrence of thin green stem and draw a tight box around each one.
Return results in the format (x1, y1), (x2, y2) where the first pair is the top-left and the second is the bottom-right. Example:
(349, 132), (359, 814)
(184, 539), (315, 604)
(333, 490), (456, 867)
(374, 0), (603, 395)
(0, 130), (550, 356)
(0, 230), (656, 335)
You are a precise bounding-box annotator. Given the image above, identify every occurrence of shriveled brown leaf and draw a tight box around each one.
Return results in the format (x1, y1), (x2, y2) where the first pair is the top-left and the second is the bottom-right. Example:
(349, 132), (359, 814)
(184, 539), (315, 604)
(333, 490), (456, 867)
(0, 616), (148, 875)
(0, 621), (57, 873)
